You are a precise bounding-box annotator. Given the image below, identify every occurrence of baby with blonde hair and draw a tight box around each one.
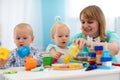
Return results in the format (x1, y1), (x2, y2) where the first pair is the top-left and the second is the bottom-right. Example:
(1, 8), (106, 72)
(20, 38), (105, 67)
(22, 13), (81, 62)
(0, 23), (42, 68)
(46, 18), (70, 63)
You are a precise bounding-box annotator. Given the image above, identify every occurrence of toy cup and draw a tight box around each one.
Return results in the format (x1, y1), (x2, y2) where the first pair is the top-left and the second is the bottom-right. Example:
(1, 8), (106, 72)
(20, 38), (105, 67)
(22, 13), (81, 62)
(43, 56), (53, 67)
(17, 46), (30, 58)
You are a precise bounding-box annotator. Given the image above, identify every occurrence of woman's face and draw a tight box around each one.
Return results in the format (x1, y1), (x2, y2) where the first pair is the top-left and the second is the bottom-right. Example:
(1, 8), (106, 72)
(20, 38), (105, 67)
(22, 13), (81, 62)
(80, 14), (99, 38)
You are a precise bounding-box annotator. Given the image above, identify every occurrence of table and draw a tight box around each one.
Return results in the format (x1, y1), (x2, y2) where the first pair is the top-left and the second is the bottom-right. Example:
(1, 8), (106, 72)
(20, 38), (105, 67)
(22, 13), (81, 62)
(0, 67), (120, 80)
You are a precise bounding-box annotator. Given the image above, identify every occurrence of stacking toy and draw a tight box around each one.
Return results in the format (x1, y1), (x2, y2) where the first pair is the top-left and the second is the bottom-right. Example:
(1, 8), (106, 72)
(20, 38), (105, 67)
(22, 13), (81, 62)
(64, 45), (79, 64)
(0, 47), (10, 60)
(25, 57), (37, 71)
(17, 46), (30, 58)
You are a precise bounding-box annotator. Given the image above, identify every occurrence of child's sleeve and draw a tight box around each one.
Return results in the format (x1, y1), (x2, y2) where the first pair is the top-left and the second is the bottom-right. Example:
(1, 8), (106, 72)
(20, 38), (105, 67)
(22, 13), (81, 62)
(46, 44), (57, 53)
(31, 47), (42, 66)
(1, 50), (16, 68)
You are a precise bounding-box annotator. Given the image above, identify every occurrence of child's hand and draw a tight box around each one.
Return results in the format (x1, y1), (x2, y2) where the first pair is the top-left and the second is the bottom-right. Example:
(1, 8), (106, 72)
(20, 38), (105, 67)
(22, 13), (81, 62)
(57, 52), (64, 59)
(52, 52), (63, 59)
(0, 58), (8, 67)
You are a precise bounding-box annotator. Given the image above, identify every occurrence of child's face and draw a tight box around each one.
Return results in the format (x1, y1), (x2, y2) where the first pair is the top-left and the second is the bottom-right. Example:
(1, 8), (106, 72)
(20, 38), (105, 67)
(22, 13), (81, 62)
(53, 26), (70, 49)
(14, 28), (34, 48)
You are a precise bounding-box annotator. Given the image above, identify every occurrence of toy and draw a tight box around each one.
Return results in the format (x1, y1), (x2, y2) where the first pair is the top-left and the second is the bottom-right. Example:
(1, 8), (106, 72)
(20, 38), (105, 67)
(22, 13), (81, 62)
(52, 52), (63, 64)
(17, 46), (30, 58)
(64, 45), (79, 64)
(97, 42), (114, 69)
(31, 66), (44, 72)
(3, 70), (17, 74)
(25, 57), (37, 71)
(94, 46), (103, 64)
(0, 47), (10, 60)
(74, 52), (88, 61)
(52, 63), (83, 70)
(43, 56), (53, 67)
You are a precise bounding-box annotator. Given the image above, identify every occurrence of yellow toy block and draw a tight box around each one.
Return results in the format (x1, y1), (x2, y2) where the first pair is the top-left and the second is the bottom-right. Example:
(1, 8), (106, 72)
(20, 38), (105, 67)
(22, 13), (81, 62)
(69, 45), (79, 57)
(64, 45), (80, 64)
(0, 47), (10, 60)
(64, 54), (71, 64)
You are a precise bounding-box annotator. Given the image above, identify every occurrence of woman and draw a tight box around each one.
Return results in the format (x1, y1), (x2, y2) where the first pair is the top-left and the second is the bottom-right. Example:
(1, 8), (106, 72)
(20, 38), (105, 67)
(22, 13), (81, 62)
(67, 5), (120, 63)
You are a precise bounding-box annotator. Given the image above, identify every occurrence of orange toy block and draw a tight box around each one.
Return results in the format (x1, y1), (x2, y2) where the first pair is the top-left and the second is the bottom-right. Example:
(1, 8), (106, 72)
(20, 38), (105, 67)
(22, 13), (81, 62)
(0, 47), (10, 60)
(25, 57), (37, 71)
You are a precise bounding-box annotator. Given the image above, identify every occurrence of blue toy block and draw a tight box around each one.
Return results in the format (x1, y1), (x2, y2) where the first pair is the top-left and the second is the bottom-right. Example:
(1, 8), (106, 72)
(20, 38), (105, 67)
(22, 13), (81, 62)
(97, 65), (115, 70)
(85, 64), (97, 71)
(17, 46), (30, 58)
(101, 57), (112, 62)
(88, 52), (96, 58)
(94, 46), (103, 50)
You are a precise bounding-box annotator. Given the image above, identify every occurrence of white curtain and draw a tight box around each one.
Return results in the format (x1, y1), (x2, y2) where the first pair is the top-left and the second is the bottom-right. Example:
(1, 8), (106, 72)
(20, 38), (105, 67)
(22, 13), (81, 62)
(0, 0), (43, 50)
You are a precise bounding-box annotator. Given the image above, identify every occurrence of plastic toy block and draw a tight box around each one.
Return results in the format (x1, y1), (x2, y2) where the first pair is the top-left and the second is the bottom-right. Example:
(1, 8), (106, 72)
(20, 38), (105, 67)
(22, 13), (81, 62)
(96, 50), (103, 55)
(52, 58), (58, 64)
(64, 54), (71, 64)
(63, 45), (80, 64)
(69, 45), (79, 57)
(85, 64), (97, 71)
(0, 47), (10, 60)
(83, 63), (89, 68)
(88, 52), (96, 58)
(94, 46), (103, 51)
(102, 50), (111, 57)
(52, 52), (63, 64)
(3, 70), (17, 74)
(97, 65), (115, 70)
(25, 57), (37, 71)
(112, 63), (120, 66)
(17, 46), (30, 58)
(89, 61), (96, 65)
(74, 52), (88, 61)
(101, 57), (112, 62)
(31, 67), (44, 72)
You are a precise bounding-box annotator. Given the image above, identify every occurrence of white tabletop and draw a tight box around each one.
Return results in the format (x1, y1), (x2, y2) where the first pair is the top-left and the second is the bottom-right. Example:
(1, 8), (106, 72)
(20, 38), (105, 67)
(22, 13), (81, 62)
(1, 66), (120, 80)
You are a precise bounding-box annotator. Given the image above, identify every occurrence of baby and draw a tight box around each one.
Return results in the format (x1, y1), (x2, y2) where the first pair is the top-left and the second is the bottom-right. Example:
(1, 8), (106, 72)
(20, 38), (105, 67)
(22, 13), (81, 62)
(46, 20), (70, 63)
(0, 23), (42, 68)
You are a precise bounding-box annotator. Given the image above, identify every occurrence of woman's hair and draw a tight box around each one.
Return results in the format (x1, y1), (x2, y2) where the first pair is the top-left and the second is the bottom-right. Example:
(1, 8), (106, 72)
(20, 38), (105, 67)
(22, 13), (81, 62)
(80, 5), (106, 42)
(14, 23), (34, 36)
(51, 22), (70, 39)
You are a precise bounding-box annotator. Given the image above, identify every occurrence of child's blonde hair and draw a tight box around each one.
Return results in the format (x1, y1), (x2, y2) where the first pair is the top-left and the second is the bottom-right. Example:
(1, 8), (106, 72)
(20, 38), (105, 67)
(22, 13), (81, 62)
(14, 23), (34, 36)
(51, 22), (70, 39)
(80, 5), (106, 42)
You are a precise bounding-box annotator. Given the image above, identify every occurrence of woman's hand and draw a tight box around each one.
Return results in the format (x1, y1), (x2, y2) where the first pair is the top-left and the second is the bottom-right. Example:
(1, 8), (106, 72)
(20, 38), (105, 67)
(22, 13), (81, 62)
(72, 38), (91, 49)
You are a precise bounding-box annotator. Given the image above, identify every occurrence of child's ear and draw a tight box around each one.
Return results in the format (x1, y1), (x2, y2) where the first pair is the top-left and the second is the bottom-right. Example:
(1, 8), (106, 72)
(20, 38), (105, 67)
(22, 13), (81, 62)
(52, 36), (55, 41)
(31, 36), (34, 42)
